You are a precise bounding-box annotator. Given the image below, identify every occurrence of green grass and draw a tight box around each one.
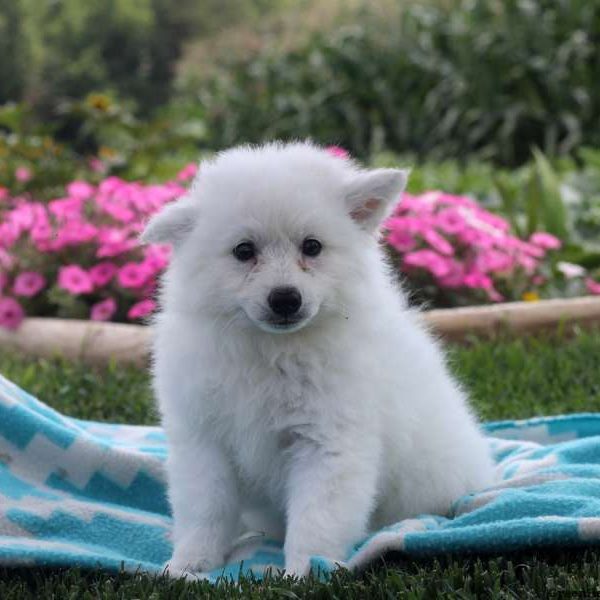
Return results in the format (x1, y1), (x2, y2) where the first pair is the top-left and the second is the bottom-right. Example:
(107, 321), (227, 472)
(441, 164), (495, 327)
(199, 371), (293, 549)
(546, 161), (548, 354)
(1, 328), (600, 597)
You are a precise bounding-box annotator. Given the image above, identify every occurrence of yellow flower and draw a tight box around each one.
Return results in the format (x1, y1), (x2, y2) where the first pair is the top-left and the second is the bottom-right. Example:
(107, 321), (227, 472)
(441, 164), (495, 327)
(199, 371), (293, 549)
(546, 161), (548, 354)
(99, 146), (117, 159)
(87, 93), (111, 112)
(522, 291), (540, 302)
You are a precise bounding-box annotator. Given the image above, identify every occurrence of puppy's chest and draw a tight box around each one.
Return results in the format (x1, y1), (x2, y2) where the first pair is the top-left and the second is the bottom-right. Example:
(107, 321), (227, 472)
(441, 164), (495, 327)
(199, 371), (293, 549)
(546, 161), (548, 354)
(209, 355), (328, 482)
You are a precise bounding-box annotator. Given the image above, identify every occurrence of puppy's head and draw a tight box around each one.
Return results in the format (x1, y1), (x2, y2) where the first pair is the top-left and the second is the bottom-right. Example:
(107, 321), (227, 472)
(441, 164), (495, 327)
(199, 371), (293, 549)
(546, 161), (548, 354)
(142, 143), (407, 334)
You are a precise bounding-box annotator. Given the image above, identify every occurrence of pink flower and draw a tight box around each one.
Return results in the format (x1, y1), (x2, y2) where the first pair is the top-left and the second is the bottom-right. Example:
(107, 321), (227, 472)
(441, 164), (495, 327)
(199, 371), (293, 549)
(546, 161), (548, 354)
(176, 163), (198, 181)
(515, 253), (538, 273)
(437, 261), (466, 288)
(422, 229), (454, 255)
(463, 271), (493, 290)
(96, 194), (135, 223)
(142, 244), (172, 273)
(58, 265), (94, 295)
(90, 297), (117, 321)
(13, 272), (46, 297)
(530, 232), (562, 250)
(96, 227), (137, 258)
(15, 166), (32, 183)
(487, 287), (504, 302)
(585, 278), (600, 295)
(403, 250), (451, 278)
(49, 197), (84, 220)
(30, 221), (53, 249)
(117, 263), (149, 289)
(326, 146), (349, 159)
(385, 215), (426, 234)
(0, 223), (19, 248)
(386, 229), (417, 252)
(0, 186), (9, 201)
(435, 208), (466, 235)
(127, 299), (156, 320)
(67, 181), (95, 200)
(0, 272), (7, 292)
(0, 248), (15, 269)
(0, 297), (24, 330)
(456, 228), (495, 249)
(89, 157), (105, 173)
(98, 176), (126, 196)
(516, 239), (546, 258)
(89, 262), (118, 287)
(473, 209), (511, 233)
(475, 250), (514, 273)
(55, 221), (98, 246)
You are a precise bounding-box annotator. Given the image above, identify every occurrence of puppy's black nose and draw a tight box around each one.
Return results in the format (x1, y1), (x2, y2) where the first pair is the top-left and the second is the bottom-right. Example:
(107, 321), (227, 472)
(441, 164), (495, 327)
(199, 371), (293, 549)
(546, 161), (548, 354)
(268, 287), (302, 317)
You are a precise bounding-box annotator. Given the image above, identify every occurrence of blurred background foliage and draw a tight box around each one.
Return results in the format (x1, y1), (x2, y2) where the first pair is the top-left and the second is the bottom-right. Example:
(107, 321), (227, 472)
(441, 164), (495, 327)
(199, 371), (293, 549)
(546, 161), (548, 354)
(191, 0), (600, 165)
(0, 0), (284, 112)
(1, 0), (599, 166)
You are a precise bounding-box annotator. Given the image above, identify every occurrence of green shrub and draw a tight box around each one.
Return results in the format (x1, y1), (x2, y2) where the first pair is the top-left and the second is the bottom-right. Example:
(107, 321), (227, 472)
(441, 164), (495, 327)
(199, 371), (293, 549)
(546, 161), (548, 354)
(0, 0), (29, 104)
(0, 0), (220, 114)
(0, 0), (293, 117)
(197, 0), (600, 165)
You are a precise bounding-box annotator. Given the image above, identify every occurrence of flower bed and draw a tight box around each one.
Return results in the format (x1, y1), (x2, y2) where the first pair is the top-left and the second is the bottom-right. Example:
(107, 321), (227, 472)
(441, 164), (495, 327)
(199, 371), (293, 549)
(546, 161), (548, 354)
(0, 148), (593, 330)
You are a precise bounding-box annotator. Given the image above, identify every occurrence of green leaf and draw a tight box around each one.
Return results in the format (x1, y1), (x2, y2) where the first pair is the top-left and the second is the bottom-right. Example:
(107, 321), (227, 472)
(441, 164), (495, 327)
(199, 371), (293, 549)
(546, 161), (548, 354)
(532, 148), (569, 240)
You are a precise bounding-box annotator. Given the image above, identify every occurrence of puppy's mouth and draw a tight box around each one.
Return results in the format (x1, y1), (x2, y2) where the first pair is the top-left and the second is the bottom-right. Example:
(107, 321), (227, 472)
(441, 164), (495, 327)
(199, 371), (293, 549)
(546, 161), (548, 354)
(259, 314), (308, 334)
(266, 315), (304, 329)
(243, 308), (312, 334)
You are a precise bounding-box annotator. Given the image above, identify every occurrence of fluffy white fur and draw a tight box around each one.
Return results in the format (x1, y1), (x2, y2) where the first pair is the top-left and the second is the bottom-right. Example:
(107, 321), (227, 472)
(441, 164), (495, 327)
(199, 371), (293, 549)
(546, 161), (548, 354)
(143, 142), (495, 577)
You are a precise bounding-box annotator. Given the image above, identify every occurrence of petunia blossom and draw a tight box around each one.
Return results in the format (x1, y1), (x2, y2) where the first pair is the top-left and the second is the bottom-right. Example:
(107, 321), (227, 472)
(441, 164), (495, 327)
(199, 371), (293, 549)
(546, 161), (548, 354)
(127, 299), (156, 320)
(176, 163), (198, 181)
(15, 167), (32, 183)
(67, 181), (95, 200)
(386, 229), (417, 253)
(90, 297), (117, 321)
(530, 232), (562, 250)
(585, 278), (600, 295)
(13, 272), (46, 297)
(89, 262), (118, 287)
(0, 297), (25, 330)
(403, 250), (451, 278)
(117, 263), (149, 289)
(58, 265), (94, 295)
(326, 146), (350, 159)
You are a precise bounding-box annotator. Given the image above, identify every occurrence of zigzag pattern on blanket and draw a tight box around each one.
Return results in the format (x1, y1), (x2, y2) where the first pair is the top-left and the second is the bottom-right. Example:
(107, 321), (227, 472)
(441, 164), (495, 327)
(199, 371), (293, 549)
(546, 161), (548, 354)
(1, 372), (600, 581)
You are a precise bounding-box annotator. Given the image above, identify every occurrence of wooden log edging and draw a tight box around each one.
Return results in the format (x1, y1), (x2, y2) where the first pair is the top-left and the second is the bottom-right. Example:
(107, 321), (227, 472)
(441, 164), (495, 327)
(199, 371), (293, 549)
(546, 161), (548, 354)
(0, 318), (151, 367)
(1, 296), (600, 366)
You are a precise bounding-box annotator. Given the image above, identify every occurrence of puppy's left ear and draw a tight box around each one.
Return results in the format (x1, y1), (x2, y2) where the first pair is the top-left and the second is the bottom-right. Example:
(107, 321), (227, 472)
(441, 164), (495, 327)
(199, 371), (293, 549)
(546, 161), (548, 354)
(344, 168), (409, 232)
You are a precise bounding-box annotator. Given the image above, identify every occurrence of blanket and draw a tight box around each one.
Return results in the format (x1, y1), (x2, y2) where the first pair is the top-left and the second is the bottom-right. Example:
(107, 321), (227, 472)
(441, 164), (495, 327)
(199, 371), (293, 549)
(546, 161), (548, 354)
(1, 372), (600, 581)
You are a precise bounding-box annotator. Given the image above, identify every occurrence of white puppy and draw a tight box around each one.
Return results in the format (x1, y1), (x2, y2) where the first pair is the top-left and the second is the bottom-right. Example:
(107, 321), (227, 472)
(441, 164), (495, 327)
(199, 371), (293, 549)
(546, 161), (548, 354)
(142, 142), (494, 577)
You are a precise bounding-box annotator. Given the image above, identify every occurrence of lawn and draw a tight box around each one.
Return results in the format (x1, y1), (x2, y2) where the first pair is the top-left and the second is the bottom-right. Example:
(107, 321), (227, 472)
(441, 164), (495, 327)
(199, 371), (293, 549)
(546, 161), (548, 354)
(1, 328), (600, 597)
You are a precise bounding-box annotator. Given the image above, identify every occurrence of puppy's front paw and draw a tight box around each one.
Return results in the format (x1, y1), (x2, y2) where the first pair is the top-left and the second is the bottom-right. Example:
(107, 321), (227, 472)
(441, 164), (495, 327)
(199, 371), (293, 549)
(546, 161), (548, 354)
(284, 552), (312, 578)
(165, 539), (225, 576)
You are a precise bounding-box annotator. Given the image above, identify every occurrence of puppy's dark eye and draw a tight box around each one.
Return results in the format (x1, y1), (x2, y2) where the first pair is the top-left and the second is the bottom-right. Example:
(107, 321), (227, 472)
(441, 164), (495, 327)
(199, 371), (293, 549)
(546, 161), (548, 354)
(233, 241), (256, 262)
(302, 238), (322, 257)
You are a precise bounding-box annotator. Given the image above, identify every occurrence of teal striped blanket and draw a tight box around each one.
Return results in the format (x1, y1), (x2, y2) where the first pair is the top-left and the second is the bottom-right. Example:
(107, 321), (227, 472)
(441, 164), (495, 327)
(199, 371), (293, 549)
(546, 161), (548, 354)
(1, 373), (599, 580)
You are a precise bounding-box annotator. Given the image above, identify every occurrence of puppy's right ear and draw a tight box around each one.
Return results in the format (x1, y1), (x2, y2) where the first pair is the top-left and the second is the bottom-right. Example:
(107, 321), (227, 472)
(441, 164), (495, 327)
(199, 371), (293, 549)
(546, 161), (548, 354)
(140, 196), (199, 246)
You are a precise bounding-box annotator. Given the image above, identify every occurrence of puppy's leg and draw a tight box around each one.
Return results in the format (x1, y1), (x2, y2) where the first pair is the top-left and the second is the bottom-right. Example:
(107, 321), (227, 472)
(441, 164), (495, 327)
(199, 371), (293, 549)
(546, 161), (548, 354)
(283, 442), (378, 577)
(165, 439), (239, 575)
